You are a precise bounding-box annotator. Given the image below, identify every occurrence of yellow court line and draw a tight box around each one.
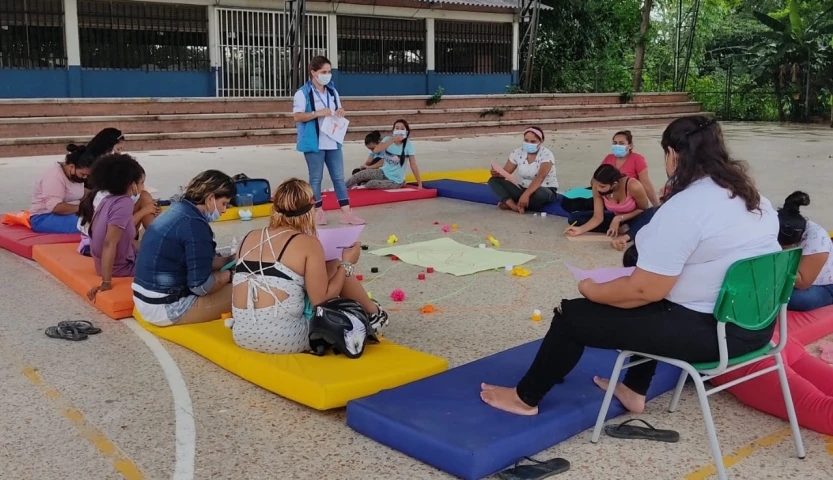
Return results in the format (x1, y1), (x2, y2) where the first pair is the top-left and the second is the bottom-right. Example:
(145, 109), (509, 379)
(21, 367), (146, 480)
(684, 427), (792, 480)
(824, 435), (833, 457)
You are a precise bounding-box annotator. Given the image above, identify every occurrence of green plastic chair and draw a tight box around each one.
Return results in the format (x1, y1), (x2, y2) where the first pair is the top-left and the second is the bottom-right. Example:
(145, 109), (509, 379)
(590, 249), (805, 480)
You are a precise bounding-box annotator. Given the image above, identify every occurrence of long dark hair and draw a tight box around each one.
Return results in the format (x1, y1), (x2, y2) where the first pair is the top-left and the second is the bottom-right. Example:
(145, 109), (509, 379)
(392, 119), (411, 166)
(82, 128), (123, 163)
(661, 115), (760, 212)
(77, 154), (145, 228)
(777, 191), (810, 246)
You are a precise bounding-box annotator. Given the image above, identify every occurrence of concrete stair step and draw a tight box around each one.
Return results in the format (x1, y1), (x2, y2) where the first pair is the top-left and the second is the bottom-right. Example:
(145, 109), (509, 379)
(0, 112), (708, 158)
(0, 102), (702, 138)
(0, 92), (691, 118)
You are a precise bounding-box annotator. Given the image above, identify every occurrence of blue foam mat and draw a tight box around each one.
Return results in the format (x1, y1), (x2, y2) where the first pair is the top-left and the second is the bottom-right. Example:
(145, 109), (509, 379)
(421, 179), (570, 218)
(347, 341), (681, 480)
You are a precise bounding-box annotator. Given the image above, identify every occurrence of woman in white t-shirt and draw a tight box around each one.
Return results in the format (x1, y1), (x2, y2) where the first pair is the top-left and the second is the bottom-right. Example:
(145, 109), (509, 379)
(487, 126), (559, 214)
(480, 116), (781, 416)
(776, 191), (833, 311)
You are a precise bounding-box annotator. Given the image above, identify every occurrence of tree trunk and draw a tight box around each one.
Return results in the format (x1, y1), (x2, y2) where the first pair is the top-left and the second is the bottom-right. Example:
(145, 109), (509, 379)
(774, 73), (786, 123)
(631, 0), (654, 92)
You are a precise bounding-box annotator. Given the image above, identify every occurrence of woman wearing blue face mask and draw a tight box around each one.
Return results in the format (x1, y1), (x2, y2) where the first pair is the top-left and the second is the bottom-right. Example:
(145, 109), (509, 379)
(601, 130), (660, 206)
(488, 126), (559, 214)
(132, 170), (237, 327)
(292, 55), (364, 227)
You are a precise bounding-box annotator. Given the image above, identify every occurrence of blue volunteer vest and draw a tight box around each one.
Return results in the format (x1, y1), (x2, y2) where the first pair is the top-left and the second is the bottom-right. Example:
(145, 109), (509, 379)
(295, 82), (343, 153)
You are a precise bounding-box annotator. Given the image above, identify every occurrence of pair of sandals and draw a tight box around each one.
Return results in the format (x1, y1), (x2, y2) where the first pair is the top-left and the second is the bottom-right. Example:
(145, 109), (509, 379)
(45, 320), (101, 341)
(497, 419), (678, 480)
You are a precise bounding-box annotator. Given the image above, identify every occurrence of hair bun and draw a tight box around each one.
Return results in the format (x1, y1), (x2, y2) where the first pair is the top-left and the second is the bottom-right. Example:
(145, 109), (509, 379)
(66, 143), (81, 153)
(783, 191), (810, 213)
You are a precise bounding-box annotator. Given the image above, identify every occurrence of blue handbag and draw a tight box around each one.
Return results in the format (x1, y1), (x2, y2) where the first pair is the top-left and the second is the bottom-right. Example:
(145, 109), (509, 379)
(232, 174), (271, 206)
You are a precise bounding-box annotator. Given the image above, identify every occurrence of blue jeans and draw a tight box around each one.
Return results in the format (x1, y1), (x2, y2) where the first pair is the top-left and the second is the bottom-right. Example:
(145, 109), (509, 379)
(30, 213), (79, 234)
(567, 207), (656, 240)
(788, 284), (833, 311)
(304, 149), (349, 208)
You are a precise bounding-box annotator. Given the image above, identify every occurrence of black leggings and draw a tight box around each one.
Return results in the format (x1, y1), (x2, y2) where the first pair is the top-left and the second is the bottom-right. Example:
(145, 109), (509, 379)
(515, 298), (774, 407)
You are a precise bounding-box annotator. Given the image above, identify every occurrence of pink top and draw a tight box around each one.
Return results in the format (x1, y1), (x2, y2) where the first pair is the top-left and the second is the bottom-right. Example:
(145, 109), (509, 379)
(603, 178), (637, 215)
(601, 152), (648, 180)
(30, 162), (84, 215)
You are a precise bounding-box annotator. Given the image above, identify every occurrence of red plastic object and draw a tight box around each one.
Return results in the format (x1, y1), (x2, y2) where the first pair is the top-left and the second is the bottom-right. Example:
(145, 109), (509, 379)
(356, 274), (364, 281)
(427, 267), (434, 274)
(418, 273), (426, 280)
(391, 255), (399, 261)
(0, 222), (80, 260)
(320, 187), (437, 211)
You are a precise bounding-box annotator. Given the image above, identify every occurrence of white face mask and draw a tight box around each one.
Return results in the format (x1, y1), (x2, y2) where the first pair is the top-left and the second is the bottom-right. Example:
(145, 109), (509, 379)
(393, 129), (408, 138)
(316, 73), (332, 86)
(130, 186), (141, 204)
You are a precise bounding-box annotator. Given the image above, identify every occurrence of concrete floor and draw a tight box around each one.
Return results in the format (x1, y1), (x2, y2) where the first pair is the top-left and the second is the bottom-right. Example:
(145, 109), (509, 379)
(0, 123), (832, 480)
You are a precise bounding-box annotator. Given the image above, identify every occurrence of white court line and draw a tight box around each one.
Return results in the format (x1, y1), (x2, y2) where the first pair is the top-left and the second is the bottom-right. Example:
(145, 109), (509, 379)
(19, 257), (196, 479)
(123, 318), (196, 480)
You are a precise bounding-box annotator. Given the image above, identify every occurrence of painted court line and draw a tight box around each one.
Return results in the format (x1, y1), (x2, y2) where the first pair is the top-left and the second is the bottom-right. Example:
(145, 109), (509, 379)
(684, 427), (792, 480)
(20, 366), (146, 480)
(124, 318), (196, 480)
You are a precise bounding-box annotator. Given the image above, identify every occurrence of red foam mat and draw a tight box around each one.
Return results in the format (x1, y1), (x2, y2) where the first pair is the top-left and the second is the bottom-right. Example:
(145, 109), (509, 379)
(0, 223), (80, 260)
(786, 305), (833, 346)
(320, 188), (436, 211)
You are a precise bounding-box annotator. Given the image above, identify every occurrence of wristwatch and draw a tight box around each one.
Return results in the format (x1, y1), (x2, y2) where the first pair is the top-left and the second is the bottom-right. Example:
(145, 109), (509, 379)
(341, 262), (355, 278)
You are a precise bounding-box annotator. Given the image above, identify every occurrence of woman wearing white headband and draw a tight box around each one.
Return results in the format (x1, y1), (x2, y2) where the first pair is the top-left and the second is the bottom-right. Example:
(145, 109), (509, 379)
(488, 126), (559, 214)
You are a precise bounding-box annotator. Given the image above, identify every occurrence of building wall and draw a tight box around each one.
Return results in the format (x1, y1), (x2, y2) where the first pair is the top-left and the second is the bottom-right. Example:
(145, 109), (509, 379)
(0, 0), (519, 99)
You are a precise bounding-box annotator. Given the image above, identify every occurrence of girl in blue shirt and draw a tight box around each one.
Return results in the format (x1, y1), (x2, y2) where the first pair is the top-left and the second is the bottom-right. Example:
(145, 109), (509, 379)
(346, 120), (423, 190)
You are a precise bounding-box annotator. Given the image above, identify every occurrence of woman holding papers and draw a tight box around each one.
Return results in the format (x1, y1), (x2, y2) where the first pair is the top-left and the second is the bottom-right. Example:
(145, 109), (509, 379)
(228, 178), (388, 355)
(293, 55), (365, 227)
(487, 126), (559, 214)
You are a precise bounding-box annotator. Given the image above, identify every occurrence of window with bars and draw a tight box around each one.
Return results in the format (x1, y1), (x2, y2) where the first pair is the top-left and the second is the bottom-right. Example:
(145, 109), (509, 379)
(0, 0), (66, 69)
(78, 0), (209, 71)
(435, 20), (512, 74)
(337, 16), (425, 74)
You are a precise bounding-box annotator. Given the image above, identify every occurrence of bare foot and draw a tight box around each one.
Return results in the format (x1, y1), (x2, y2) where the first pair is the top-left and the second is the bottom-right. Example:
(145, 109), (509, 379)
(480, 383), (538, 415)
(593, 376), (646, 413)
(610, 237), (630, 251)
(504, 200), (520, 212)
(498, 201), (511, 211)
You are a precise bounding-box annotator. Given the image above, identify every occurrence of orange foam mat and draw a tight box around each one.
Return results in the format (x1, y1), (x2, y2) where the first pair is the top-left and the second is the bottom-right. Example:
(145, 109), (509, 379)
(32, 243), (134, 319)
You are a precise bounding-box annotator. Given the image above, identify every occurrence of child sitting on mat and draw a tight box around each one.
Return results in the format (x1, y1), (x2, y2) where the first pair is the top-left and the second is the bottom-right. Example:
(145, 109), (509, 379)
(776, 191), (833, 311)
(345, 119), (423, 190)
(81, 154), (153, 300)
(351, 131), (384, 176)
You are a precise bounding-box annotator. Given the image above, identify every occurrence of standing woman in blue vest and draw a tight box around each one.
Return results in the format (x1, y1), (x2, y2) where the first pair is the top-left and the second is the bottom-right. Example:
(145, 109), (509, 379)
(292, 56), (365, 226)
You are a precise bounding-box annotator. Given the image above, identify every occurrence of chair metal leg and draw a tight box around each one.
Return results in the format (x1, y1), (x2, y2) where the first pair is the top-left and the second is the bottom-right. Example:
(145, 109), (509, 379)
(668, 370), (688, 413)
(774, 352), (806, 459)
(689, 366), (727, 480)
(591, 351), (629, 443)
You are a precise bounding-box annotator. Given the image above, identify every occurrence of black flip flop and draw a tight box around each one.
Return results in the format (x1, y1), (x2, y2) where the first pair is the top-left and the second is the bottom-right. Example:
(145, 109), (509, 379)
(604, 418), (680, 443)
(498, 456), (571, 480)
(58, 320), (101, 335)
(45, 325), (88, 342)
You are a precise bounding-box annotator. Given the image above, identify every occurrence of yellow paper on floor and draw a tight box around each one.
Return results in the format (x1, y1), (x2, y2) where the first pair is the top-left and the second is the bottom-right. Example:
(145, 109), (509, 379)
(370, 237), (535, 276)
(133, 310), (448, 410)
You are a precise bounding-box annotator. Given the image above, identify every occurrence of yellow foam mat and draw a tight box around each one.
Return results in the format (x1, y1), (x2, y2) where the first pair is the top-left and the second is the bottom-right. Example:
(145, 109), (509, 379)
(133, 310), (448, 410)
(406, 169), (490, 184)
(159, 203), (272, 223)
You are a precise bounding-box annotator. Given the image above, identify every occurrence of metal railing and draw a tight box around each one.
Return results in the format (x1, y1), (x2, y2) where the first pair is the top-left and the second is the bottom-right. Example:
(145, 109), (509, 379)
(435, 20), (512, 74)
(0, 0), (65, 69)
(337, 16), (425, 74)
(215, 7), (327, 98)
(78, 0), (209, 71)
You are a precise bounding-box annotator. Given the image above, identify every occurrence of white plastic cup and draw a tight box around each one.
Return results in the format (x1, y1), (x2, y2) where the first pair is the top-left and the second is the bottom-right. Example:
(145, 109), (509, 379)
(479, 244), (486, 249)
(541, 212), (548, 218)
(505, 265), (513, 272)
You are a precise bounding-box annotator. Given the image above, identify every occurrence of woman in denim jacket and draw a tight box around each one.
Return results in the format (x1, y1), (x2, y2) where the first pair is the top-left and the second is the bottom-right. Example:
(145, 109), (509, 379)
(132, 170), (237, 326)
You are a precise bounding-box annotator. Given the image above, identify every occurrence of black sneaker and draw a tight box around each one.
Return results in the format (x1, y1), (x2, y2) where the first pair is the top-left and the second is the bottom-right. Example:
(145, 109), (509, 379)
(368, 300), (389, 334)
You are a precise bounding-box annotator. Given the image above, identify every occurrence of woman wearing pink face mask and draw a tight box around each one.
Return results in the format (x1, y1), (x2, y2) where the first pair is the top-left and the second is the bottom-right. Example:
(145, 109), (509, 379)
(601, 130), (660, 207)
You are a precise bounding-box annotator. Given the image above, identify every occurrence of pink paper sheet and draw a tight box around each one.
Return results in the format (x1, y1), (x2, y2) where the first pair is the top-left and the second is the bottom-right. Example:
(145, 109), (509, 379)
(317, 225), (365, 261)
(491, 162), (520, 186)
(566, 264), (634, 283)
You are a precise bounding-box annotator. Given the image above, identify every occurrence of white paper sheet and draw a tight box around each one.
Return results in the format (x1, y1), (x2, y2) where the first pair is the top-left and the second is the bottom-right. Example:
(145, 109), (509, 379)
(321, 115), (350, 143)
